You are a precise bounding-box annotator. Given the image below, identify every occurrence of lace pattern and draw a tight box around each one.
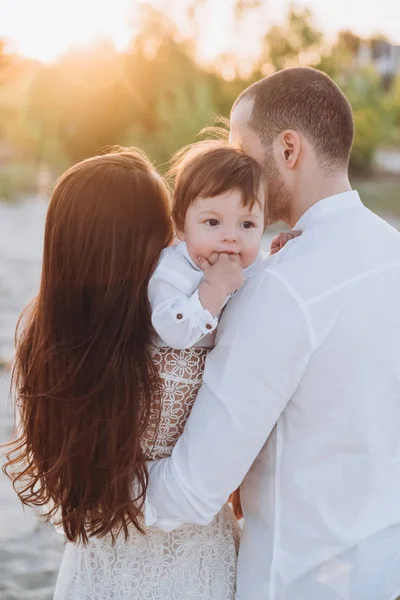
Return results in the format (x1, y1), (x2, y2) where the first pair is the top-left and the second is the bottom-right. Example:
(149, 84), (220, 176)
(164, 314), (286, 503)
(142, 346), (211, 459)
(54, 346), (240, 600)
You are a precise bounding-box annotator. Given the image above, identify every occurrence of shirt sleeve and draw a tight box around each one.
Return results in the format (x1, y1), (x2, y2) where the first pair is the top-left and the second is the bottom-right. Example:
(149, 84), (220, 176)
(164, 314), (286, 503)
(145, 269), (315, 526)
(148, 266), (218, 350)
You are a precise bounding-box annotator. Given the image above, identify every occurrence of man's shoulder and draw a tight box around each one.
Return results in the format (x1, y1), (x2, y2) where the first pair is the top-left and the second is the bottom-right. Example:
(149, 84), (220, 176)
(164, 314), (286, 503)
(257, 211), (400, 305)
(250, 228), (340, 306)
(256, 236), (307, 283)
(230, 245), (304, 306)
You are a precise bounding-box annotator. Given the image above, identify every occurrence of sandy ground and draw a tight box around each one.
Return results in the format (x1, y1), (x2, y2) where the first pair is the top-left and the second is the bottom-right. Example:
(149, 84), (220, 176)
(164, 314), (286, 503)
(0, 199), (65, 600)
(0, 370), (65, 600)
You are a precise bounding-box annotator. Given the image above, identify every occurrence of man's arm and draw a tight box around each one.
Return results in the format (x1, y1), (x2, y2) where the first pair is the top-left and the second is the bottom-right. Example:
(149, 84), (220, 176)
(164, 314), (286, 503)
(146, 269), (315, 525)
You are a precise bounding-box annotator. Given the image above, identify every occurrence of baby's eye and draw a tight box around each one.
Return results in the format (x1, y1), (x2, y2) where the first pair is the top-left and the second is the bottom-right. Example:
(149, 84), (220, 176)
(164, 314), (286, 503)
(206, 219), (219, 227)
(241, 221), (254, 229)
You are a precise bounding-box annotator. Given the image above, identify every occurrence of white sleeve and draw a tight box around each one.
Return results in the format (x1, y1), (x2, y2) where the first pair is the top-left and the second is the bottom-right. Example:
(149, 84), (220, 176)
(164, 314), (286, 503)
(145, 270), (315, 526)
(148, 267), (218, 350)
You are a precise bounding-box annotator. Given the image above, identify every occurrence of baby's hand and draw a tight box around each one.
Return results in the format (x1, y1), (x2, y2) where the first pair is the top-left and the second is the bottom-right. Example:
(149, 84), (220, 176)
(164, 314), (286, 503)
(270, 230), (302, 255)
(199, 252), (245, 297)
(198, 253), (245, 317)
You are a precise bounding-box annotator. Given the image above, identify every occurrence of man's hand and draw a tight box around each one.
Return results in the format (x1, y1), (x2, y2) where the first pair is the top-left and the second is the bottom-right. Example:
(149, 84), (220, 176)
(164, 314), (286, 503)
(270, 230), (302, 255)
(198, 253), (245, 317)
(228, 487), (243, 520)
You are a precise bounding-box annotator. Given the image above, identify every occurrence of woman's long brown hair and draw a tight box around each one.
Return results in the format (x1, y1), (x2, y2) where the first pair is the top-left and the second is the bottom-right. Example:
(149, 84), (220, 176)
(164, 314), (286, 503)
(2, 150), (173, 544)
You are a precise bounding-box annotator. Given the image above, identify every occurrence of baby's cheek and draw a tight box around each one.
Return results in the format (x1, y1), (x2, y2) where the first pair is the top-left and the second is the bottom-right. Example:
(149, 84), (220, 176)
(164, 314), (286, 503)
(196, 236), (218, 257)
(242, 240), (262, 268)
(186, 238), (215, 264)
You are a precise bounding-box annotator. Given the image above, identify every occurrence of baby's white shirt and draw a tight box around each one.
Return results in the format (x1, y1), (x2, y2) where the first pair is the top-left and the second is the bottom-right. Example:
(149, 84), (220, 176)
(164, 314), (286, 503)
(148, 241), (263, 349)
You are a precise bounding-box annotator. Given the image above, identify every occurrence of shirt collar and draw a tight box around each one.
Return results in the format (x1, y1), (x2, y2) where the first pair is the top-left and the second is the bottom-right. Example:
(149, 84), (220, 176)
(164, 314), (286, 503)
(175, 241), (202, 271)
(293, 190), (362, 232)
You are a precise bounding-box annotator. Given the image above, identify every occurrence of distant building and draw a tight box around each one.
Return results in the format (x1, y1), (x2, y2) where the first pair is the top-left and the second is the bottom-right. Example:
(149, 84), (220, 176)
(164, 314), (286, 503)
(357, 40), (400, 78)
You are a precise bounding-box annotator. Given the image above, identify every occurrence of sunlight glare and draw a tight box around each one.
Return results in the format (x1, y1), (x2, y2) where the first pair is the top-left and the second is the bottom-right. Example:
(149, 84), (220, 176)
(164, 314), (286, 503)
(1, 0), (399, 68)
(0, 0), (136, 62)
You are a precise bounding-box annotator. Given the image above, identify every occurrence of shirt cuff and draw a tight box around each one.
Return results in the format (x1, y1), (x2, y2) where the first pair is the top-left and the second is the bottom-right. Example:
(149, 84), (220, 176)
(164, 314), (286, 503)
(143, 461), (186, 532)
(173, 289), (218, 336)
(142, 497), (184, 531)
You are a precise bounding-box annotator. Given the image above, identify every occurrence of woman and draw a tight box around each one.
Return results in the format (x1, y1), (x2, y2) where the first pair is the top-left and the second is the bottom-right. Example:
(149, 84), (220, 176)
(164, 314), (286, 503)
(3, 149), (239, 599)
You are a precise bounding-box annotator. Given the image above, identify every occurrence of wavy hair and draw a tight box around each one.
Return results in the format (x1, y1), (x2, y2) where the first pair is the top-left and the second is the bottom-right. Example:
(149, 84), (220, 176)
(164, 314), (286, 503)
(2, 149), (173, 544)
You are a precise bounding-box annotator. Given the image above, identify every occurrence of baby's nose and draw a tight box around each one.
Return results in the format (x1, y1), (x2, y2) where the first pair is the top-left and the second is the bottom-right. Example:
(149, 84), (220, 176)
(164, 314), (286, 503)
(221, 227), (238, 243)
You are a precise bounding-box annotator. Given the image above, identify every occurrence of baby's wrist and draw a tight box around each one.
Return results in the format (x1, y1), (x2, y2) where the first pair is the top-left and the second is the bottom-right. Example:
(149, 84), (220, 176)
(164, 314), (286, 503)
(203, 277), (230, 301)
(198, 279), (227, 317)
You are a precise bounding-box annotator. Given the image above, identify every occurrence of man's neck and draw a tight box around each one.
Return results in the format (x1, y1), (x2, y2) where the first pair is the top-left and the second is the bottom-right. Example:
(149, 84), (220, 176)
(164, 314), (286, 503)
(288, 172), (352, 229)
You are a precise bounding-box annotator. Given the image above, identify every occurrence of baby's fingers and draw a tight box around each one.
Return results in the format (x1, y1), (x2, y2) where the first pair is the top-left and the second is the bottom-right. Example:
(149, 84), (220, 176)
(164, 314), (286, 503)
(197, 256), (211, 271)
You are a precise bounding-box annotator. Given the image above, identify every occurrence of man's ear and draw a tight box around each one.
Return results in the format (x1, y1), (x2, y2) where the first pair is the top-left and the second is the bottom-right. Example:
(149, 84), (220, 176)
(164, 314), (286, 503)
(275, 130), (301, 169)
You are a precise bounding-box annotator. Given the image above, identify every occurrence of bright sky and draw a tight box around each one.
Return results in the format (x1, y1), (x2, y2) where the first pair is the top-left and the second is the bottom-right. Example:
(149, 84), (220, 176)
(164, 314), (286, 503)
(0, 0), (399, 65)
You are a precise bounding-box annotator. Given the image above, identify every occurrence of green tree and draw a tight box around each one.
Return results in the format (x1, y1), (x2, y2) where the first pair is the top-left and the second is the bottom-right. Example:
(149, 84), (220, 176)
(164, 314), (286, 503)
(28, 41), (133, 164)
(317, 30), (361, 78)
(385, 74), (400, 145)
(259, 5), (323, 72)
(340, 68), (393, 172)
(121, 6), (216, 167)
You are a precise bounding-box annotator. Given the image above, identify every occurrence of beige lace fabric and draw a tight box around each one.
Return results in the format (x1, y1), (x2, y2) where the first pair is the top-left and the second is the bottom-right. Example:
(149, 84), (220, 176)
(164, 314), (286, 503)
(54, 346), (240, 600)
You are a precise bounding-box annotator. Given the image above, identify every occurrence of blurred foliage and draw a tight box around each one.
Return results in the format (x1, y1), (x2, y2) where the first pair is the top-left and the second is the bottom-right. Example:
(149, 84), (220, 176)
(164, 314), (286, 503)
(0, 161), (39, 201)
(259, 5), (323, 73)
(387, 75), (400, 131)
(0, 2), (399, 200)
(341, 69), (393, 173)
(120, 7), (217, 168)
(28, 42), (133, 164)
(353, 175), (400, 218)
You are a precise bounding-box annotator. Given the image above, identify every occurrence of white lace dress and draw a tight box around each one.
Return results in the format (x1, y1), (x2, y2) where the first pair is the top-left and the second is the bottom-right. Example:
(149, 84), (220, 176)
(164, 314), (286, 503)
(54, 346), (240, 600)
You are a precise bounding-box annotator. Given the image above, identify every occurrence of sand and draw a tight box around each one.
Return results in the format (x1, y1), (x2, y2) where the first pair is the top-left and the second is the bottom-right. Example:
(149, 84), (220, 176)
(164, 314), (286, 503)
(0, 199), (64, 600)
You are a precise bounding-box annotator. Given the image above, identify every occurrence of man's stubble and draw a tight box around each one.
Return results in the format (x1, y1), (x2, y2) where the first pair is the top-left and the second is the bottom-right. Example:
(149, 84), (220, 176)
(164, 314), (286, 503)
(264, 151), (292, 226)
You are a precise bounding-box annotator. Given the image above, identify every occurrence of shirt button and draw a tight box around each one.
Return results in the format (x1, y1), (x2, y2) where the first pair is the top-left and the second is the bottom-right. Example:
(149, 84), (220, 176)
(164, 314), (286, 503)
(205, 323), (212, 330)
(176, 313), (183, 320)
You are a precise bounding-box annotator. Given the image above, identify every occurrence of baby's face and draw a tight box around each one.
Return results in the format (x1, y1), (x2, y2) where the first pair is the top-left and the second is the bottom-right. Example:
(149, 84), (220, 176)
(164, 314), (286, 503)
(179, 188), (265, 269)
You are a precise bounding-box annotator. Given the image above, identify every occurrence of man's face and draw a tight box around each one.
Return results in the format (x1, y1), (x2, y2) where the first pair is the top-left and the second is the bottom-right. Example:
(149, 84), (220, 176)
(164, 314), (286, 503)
(229, 99), (291, 225)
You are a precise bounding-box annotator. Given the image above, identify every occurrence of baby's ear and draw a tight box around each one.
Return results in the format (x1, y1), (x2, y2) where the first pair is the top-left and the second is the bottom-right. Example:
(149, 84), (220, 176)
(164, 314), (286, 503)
(176, 229), (185, 241)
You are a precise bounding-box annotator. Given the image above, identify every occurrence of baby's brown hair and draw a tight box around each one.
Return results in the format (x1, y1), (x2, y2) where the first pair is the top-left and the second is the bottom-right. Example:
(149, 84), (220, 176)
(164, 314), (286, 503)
(169, 141), (266, 232)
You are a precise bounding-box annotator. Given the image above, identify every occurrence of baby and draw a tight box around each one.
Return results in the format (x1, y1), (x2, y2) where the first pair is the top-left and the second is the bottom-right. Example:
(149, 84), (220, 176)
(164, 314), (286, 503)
(148, 141), (298, 350)
(148, 140), (299, 519)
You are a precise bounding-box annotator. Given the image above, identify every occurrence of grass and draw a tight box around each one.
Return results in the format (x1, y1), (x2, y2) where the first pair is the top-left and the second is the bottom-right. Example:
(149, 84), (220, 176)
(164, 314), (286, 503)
(0, 162), (40, 202)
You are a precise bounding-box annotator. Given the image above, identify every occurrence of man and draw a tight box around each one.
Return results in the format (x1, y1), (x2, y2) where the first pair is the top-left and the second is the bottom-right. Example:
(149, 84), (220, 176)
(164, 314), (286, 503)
(145, 67), (400, 599)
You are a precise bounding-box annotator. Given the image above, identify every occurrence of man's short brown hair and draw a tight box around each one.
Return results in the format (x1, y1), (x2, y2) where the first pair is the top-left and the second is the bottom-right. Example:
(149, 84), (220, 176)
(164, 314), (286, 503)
(233, 67), (354, 170)
(169, 141), (265, 232)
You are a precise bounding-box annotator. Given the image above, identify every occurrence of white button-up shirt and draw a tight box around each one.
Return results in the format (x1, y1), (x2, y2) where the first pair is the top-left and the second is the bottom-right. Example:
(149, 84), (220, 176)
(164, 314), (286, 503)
(148, 242), (218, 348)
(146, 191), (400, 600)
(148, 241), (261, 349)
